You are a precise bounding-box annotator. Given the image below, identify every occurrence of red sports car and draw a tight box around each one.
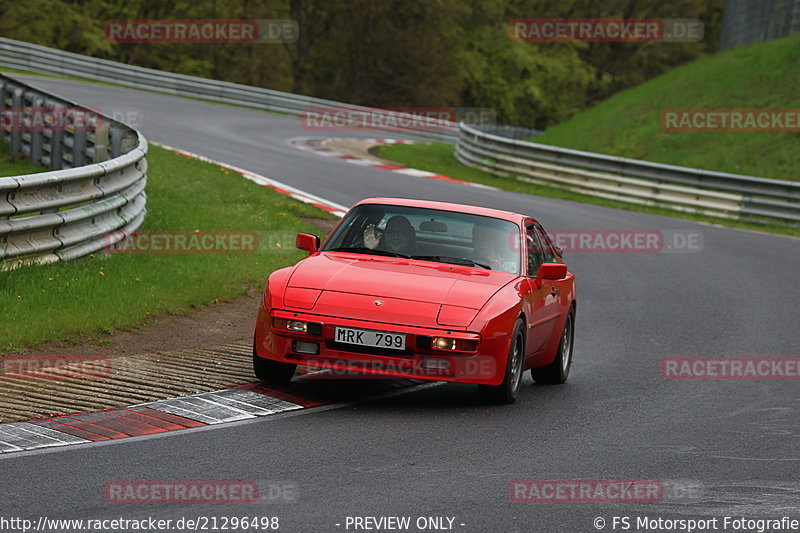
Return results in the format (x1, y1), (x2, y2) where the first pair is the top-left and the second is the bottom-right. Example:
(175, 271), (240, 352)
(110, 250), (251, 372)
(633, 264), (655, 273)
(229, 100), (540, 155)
(253, 198), (576, 403)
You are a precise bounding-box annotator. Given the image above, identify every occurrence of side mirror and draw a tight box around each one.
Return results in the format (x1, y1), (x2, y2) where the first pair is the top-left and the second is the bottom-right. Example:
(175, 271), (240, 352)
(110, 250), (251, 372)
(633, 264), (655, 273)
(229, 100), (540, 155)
(535, 262), (567, 283)
(295, 233), (320, 253)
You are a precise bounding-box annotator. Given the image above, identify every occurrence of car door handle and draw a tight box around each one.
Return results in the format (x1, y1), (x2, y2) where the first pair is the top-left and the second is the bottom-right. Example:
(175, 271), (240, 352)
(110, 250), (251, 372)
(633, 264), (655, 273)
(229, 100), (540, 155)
(550, 288), (560, 296)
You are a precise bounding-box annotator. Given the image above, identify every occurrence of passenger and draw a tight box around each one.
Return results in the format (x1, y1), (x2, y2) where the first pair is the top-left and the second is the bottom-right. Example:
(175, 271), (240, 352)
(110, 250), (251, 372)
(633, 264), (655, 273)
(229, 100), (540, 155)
(472, 224), (503, 269)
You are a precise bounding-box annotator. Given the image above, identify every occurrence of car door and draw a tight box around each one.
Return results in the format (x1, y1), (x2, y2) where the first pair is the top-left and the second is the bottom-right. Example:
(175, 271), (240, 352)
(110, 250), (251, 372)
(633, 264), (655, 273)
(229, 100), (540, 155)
(523, 224), (560, 356)
(533, 223), (566, 340)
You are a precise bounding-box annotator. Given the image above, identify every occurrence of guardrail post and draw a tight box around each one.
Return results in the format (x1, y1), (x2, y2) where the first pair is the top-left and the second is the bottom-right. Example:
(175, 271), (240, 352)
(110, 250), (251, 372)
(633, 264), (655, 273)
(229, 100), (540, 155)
(0, 79), (6, 145)
(71, 121), (86, 167)
(30, 95), (44, 165)
(49, 126), (64, 169)
(120, 131), (137, 154)
(9, 87), (23, 154)
(109, 127), (123, 158)
(93, 117), (109, 162)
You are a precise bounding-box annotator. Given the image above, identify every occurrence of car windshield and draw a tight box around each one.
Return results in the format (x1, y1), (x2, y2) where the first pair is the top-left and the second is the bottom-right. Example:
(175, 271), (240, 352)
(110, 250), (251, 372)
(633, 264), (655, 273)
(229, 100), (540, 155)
(322, 204), (521, 274)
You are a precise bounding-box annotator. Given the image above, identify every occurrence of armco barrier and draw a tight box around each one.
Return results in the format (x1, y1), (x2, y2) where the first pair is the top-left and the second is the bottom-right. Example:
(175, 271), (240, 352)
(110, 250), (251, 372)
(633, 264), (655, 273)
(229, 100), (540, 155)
(0, 73), (147, 264)
(0, 37), (457, 142)
(456, 122), (800, 222)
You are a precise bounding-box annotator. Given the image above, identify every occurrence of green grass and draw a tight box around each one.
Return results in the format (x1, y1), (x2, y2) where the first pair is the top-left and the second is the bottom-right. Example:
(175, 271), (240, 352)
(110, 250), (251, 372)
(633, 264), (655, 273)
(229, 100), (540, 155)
(0, 143), (47, 176)
(0, 68), (60, 77)
(0, 144), (335, 355)
(534, 35), (800, 182)
(378, 142), (799, 238)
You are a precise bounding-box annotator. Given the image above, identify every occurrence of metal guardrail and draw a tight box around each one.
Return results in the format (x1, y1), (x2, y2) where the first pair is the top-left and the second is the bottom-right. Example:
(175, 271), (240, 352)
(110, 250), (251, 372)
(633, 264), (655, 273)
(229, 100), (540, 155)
(471, 124), (542, 140)
(3, 37), (796, 224)
(0, 37), (458, 143)
(720, 0), (800, 50)
(0, 74), (147, 264)
(457, 122), (800, 222)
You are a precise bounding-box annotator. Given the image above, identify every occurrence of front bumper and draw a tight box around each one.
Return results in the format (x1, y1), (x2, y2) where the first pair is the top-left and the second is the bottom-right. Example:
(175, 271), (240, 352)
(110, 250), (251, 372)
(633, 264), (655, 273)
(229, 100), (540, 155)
(254, 308), (508, 385)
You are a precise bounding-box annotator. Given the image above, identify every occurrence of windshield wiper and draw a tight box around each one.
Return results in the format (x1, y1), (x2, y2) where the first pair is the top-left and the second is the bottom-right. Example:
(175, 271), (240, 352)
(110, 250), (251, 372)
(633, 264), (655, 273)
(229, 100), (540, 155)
(411, 255), (492, 270)
(327, 247), (411, 259)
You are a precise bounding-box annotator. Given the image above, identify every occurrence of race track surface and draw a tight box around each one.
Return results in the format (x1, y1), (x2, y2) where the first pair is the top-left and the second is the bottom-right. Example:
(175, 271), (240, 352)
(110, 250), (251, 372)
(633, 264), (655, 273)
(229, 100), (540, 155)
(2, 76), (799, 532)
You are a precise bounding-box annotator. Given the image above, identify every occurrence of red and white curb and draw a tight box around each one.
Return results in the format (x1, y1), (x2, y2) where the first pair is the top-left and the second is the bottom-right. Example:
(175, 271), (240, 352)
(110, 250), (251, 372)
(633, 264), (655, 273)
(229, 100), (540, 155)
(289, 137), (497, 191)
(0, 384), (312, 454)
(153, 142), (348, 217)
(0, 378), (423, 454)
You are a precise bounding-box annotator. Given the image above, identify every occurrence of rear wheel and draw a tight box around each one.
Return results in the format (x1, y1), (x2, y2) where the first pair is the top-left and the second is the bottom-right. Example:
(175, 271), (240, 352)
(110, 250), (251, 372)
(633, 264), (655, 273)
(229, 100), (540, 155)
(531, 307), (574, 384)
(253, 346), (296, 385)
(479, 319), (525, 404)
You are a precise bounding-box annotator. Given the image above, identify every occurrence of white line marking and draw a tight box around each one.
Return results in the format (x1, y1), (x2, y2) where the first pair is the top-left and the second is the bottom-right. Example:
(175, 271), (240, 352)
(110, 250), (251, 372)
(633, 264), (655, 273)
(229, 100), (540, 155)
(341, 158), (380, 166)
(0, 439), (24, 453)
(393, 168), (437, 177)
(138, 398), (234, 424)
(195, 390), (301, 415)
(0, 423), (87, 451)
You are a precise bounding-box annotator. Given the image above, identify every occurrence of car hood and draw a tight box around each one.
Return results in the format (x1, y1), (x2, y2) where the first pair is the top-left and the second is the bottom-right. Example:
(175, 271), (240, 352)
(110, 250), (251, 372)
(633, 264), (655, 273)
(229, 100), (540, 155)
(284, 252), (515, 327)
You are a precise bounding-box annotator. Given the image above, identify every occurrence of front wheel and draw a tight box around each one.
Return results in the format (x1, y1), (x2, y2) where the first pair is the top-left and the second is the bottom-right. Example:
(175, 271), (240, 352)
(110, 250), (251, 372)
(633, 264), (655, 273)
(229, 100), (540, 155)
(531, 307), (574, 384)
(253, 347), (296, 385)
(479, 319), (525, 404)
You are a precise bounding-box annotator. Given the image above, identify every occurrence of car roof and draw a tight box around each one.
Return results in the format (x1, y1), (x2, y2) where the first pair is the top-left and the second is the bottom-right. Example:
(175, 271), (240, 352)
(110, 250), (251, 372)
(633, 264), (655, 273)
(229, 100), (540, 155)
(353, 197), (533, 225)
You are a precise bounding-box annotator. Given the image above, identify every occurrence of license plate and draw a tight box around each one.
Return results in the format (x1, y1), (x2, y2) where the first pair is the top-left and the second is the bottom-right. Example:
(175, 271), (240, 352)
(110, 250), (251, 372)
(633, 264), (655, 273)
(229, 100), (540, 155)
(334, 327), (406, 351)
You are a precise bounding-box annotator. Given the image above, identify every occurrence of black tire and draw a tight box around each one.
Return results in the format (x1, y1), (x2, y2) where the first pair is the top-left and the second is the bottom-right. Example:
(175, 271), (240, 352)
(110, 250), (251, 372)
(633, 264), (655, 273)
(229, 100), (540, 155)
(479, 319), (525, 404)
(531, 307), (574, 385)
(253, 347), (296, 385)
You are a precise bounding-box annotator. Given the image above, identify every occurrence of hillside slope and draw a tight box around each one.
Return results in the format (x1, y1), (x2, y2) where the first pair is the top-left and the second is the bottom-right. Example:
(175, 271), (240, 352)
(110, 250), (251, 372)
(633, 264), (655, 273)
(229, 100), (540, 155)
(534, 35), (800, 181)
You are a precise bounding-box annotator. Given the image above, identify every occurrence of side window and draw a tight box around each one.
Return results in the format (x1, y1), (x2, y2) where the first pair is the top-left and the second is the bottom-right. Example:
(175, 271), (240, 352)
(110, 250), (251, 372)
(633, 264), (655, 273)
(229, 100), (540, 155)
(534, 225), (555, 263)
(526, 226), (545, 276)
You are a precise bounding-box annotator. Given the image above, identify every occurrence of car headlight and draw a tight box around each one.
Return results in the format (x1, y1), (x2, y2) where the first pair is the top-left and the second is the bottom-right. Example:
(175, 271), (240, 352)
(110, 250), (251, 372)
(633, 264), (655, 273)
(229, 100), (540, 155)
(286, 320), (308, 333)
(272, 317), (322, 335)
(431, 337), (478, 352)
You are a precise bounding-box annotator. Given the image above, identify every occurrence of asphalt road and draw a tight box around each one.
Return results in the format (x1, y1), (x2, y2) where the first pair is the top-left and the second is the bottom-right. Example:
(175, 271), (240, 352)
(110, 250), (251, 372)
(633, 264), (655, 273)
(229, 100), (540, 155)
(2, 76), (799, 532)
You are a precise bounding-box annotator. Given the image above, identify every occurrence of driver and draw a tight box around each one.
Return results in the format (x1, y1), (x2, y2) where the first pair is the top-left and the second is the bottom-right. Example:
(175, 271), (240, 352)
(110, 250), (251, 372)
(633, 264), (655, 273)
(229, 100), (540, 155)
(364, 215), (416, 255)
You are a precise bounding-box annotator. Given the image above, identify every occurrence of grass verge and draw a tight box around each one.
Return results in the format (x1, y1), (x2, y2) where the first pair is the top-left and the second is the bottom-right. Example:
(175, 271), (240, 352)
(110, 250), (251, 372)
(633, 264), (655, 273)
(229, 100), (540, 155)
(0, 144), (335, 355)
(0, 142), (47, 176)
(377, 142), (799, 238)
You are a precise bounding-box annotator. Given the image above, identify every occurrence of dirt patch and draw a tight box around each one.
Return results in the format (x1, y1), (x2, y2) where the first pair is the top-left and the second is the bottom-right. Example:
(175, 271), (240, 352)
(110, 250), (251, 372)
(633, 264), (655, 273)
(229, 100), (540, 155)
(301, 217), (338, 235)
(323, 138), (398, 164)
(5, 291), (263, 359)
